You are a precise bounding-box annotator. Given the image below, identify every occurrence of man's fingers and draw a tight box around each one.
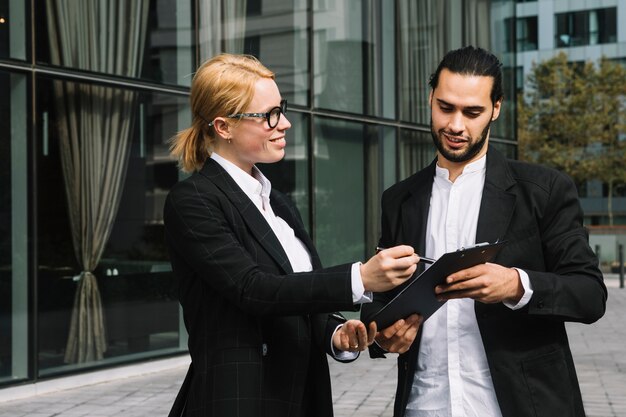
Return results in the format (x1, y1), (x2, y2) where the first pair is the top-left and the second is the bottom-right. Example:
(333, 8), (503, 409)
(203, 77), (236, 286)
(380, 318), (406, 339)
(356, 324), (368, 349)
(367, 321), (377, 345)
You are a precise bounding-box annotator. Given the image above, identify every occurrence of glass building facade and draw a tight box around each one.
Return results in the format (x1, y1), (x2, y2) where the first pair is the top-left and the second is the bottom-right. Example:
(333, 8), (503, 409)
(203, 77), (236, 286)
(0, 0), (517, 386)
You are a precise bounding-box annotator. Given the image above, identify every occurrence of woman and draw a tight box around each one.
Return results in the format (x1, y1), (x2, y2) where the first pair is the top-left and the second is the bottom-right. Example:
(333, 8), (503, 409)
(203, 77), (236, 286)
(164, 53), (418, 417)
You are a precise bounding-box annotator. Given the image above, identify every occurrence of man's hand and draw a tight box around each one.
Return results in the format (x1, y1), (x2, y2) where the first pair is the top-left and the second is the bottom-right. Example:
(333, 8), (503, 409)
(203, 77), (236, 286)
(373, 314), (422, 354)
(360, 246), (419, 292)
(435, 262), (523, 304)
(333, 319), (376, 352)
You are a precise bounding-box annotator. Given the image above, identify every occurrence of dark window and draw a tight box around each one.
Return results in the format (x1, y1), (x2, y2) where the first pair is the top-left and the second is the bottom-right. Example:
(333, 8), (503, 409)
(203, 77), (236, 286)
(504, 17), (515, 53)
(517, 16), (538, 51)
(555, 7), (617, 47)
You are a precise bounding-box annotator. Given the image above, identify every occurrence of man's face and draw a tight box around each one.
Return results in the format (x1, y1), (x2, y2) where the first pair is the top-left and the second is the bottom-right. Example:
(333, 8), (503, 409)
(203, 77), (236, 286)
(429, 69), (502, 167)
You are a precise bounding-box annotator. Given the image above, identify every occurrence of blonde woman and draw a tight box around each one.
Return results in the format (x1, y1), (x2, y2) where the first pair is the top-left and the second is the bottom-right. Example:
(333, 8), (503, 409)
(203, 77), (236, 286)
(164, 54), (421, 417)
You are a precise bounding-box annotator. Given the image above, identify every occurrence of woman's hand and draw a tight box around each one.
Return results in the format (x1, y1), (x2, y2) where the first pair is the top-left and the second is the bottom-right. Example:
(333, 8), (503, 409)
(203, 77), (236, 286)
(360, 245), (419, 292)
(333, 319), (376, 352)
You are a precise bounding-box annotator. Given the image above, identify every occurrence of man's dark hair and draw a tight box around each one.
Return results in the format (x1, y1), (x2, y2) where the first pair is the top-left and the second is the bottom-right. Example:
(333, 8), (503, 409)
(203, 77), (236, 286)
(429, 45), (503, 105)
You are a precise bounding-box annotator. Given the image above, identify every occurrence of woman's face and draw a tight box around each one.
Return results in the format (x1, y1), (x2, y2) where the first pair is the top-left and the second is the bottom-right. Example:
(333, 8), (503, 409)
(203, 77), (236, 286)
(216, 77), (291, 174)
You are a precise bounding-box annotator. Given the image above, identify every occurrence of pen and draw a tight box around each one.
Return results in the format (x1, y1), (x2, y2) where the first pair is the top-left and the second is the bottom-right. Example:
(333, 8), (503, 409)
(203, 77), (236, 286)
(375, 247), (436, 264)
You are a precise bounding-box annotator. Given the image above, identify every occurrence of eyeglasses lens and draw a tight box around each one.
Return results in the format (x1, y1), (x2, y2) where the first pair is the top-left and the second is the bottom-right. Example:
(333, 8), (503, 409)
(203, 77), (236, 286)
(267, 108), (279, 128)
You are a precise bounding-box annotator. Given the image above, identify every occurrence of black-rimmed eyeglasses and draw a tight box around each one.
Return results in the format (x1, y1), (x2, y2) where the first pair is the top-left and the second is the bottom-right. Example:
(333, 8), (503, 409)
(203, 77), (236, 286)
(208, 99), (287, 129)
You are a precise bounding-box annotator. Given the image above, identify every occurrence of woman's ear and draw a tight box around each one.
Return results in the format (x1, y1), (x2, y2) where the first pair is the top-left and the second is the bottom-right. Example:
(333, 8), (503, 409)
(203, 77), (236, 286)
(212, 118), (230, 140)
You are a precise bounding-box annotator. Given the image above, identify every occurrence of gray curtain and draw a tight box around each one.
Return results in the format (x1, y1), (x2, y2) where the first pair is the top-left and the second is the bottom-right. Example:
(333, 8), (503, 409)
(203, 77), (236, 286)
(200, 0), (247, 59)
(45, 0), (149, 363)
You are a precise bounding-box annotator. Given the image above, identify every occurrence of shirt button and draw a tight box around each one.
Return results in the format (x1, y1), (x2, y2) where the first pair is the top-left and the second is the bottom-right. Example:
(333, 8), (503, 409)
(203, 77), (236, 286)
(262, 343), (268, 356)
(537, 301), (545, 309)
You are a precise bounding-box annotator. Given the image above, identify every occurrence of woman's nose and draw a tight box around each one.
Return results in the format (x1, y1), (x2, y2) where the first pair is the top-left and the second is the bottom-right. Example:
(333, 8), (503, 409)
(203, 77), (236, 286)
(278, 113), (291, 130)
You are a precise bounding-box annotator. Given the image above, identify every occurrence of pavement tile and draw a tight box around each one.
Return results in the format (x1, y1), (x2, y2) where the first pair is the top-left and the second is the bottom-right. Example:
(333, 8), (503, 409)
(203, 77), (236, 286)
(0, 282), (623, 417)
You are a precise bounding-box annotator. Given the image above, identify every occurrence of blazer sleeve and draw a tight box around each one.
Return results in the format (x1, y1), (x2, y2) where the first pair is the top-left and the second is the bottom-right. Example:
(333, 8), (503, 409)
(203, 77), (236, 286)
(521, 170), (607, 324)
(163, 180), (355, 316)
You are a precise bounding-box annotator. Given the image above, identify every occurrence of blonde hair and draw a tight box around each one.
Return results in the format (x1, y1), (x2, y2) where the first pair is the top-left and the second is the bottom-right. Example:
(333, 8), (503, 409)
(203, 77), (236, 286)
(170, 54), (275, 172)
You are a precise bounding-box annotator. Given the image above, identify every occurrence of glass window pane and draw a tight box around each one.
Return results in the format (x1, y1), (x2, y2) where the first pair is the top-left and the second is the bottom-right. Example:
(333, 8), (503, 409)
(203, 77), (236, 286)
(598, 8), (617, 44)
(35, 1), (195, 87)
(399, 130), (436, 181)
(517, 16), (538, 51)
(0, 0), (27, 60)
(555, 8), (616, 48)
(0, 70), (28, 385)
(198, 0), (309, 106)
(313, 0), (394, 118)
(36, 76), (187, 375)
(314, 118), (395, 265)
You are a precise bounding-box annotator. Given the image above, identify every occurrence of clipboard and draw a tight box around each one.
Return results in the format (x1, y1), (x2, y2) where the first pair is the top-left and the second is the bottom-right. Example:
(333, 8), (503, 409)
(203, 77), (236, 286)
(365, 241), (507, 329)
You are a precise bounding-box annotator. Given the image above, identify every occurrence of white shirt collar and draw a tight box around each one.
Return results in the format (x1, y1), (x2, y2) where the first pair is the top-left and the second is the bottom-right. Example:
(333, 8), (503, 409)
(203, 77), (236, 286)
(210, 152), (272, 201)
(435, 154), (486, 181)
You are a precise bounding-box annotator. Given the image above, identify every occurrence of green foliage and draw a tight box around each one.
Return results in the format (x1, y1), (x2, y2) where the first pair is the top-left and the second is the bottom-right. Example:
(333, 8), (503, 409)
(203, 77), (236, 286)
(518, 53), (626, 224)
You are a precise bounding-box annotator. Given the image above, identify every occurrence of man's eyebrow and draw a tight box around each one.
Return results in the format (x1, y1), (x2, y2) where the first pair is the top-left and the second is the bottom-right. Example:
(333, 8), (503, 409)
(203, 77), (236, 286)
(435, 98), (486, 112)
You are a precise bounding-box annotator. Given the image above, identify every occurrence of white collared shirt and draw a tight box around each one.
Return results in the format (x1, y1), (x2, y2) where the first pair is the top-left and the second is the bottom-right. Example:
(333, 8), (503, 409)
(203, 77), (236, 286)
(406, 155), (532, 417)
(211, 153), (313, 273)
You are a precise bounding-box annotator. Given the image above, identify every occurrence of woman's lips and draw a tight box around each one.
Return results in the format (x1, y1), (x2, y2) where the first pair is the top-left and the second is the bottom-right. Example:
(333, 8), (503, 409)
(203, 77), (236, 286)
(269, 137), (286, 147)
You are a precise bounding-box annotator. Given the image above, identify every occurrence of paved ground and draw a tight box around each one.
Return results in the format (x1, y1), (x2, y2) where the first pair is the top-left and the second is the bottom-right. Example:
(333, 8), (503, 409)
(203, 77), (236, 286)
(0, 277), (624, 417)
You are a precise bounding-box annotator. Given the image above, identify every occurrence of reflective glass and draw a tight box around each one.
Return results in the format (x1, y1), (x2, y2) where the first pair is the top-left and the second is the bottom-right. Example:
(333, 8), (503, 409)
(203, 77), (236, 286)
(35, 1), (195, 87)
(198, 0), (309, 106)
(313, 0), (395, 118)
(0, 70), (28, 385)
(0, 0), (27, 60)
(555, 8), (617, 48)
(398, 130), (436, 181)
(517, 16), (538, 51)
(36, 76), (188, 374)
(314, 118), (396, 265)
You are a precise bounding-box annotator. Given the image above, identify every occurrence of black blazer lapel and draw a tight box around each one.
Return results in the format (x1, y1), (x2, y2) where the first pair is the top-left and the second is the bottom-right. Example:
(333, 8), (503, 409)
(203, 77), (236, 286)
(199, 159), (294, 274)
(401, 160), (436, 256)
(476, 146), (517, 245)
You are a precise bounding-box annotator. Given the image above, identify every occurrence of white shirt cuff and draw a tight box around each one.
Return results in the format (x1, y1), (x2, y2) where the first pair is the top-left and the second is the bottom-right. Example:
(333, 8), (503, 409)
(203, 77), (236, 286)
(330, 324), (359, 360)
(351, 262), (373, 304)
(503, 268), (533, 310)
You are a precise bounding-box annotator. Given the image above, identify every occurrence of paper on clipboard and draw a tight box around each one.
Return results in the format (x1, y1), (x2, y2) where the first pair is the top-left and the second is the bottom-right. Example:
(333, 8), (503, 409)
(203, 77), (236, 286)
(364, 241), (507, 329)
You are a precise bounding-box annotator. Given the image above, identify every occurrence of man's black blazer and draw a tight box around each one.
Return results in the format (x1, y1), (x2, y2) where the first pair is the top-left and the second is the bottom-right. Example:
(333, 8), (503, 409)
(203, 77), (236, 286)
(362, 146), (607, 417)
(164, 158), (357, 417)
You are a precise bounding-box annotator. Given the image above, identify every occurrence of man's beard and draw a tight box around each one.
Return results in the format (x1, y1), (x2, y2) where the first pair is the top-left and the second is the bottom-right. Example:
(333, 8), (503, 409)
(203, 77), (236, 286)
(430, 118), (491, 163)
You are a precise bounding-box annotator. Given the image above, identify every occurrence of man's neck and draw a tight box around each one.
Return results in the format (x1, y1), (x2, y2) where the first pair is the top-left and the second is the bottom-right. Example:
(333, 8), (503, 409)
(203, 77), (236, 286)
(437, 151), (487, 183)
(437, 158), (466, 183)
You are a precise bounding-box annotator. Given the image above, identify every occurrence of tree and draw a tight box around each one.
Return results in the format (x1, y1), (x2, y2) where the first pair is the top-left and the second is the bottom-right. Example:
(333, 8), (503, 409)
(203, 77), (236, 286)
(518, 53), (626, 225)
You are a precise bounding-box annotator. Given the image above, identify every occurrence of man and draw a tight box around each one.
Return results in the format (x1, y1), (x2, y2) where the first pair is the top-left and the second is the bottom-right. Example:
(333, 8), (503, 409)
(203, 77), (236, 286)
(362, 46), (607, 417)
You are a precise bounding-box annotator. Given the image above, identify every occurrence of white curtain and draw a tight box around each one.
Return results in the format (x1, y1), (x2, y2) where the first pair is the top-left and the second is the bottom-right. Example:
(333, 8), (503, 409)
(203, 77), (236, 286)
(199, 0), (247, 59)
(45, 0), (149, 363)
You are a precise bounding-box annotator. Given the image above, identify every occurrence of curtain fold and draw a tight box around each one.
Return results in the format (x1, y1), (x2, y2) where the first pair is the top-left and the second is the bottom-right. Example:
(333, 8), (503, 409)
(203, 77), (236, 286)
(45, 0), (149, 363)
(199, 0), (247, 60)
